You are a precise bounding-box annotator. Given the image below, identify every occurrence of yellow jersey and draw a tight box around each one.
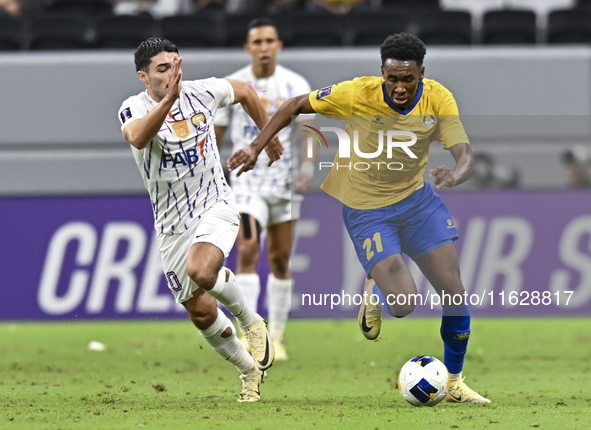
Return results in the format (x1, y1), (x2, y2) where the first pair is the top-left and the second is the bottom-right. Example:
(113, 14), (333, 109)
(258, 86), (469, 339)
(309, 77), (469, 209)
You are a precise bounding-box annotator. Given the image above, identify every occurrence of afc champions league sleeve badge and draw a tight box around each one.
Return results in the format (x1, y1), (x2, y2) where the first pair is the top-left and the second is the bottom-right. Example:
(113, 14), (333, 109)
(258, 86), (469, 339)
(316, 85), (333, 100)
(422, 112), (437, 128)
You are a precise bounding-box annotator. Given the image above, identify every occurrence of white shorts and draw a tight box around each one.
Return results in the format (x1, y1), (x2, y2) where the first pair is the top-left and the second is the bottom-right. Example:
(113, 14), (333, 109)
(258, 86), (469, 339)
(235, 192), (301, 227)
(157, 199), (240, 304)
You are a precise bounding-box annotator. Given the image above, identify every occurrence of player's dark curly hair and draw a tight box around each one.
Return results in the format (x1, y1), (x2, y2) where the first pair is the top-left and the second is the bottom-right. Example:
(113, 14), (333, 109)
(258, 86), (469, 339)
(380, 33), (426, 67)
(134, 38), (178, 72)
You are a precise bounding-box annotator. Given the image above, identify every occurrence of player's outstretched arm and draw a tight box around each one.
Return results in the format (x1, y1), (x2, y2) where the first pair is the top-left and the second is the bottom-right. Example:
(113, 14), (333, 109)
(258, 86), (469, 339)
(123, 56), (183, 150)
(228, 94), (316, 176)
(294, 117), (317, 194)
(226, 78), (283, 169)
(428, 143), (474, 189)
(227, 79), (271, 133)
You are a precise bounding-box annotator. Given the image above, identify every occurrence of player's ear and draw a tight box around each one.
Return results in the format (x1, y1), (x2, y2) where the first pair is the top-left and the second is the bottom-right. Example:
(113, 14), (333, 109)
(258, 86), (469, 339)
(420, 66), (425, 80)
(138, 70), (149, 86)
(277, 39), (283, 51)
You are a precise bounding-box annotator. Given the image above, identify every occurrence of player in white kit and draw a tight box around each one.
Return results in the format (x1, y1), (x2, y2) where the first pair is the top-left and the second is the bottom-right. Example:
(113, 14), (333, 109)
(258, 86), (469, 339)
(215, 18), (314, 361)
(118, 38), (281, 402)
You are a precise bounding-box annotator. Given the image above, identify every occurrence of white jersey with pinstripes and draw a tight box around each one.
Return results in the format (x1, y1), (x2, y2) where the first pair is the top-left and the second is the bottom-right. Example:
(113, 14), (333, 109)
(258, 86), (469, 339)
(118, 78), (235, 235)
(215, 64), (311, 199)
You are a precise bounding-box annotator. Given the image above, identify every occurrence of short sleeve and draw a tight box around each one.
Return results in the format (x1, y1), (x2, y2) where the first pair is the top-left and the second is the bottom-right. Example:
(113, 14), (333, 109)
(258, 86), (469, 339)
(118, 96), (146, 132)
(434, 91), (469, 150)
(309, 81), (354, 116)
(199, 77), (235, 109)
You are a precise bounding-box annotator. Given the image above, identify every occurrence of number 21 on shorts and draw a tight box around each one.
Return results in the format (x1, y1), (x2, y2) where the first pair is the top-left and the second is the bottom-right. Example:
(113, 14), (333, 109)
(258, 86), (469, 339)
(363, 232), (383, 261)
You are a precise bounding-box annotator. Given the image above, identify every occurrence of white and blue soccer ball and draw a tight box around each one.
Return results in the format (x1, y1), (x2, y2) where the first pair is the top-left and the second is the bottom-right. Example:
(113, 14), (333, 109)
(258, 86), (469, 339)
(398, 356), (450, 407)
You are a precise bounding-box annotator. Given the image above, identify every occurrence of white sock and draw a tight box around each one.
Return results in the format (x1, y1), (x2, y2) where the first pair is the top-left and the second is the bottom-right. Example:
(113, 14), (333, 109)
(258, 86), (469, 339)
(199, 310), (258, 376)
(235, 273), (261, 314)
(267, 274), (292, 342)
(450, 372), (462, 383)
(208, 267), (256, 328)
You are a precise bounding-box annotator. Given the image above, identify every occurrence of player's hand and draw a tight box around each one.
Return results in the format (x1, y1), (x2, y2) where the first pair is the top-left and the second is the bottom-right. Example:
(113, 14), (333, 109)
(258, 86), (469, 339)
(264, 136), (283, 166)
(227, 145), (258, 177)
(167, 56), (183, 100)
(293, 171), (311, 194)
(429, 165), (457, 189)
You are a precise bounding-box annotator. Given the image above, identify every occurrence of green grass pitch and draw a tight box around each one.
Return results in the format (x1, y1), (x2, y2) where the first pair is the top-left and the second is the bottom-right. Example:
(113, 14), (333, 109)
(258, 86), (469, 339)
(1, 318), (589, 430)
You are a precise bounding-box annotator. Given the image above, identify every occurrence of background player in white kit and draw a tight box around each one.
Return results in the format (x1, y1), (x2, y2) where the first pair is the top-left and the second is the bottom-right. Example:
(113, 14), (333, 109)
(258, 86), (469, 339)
(118, 38), (281, 402)
(215, 18), (315, 361)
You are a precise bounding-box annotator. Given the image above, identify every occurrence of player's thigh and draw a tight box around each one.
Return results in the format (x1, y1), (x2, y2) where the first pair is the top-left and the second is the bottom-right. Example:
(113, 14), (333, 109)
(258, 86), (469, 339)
(342, 204), (402, 277)
(399, 183), (459, 262)
(236, 213), (262, 254)
(157, 228), (203, 304)
(415, 242), (465, 301)
(186, 200), (241, 286)
(369, 253), (418, 298)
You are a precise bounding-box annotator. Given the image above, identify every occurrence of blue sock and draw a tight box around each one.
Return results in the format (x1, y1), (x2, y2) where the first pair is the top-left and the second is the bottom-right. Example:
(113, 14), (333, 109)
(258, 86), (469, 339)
(440, 304), (470, 374)
(372, 283), (394, 317)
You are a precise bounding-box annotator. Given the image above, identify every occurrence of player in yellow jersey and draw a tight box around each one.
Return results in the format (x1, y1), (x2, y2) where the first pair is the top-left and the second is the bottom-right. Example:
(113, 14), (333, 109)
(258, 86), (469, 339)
(228, 33), (490, 404)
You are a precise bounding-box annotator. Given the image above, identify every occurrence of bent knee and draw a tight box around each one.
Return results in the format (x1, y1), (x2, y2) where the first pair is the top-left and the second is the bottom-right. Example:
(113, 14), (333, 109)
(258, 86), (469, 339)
(268, 252), (290, 277)
(186, 266), (217, 290)
(390, 303), (416, 318)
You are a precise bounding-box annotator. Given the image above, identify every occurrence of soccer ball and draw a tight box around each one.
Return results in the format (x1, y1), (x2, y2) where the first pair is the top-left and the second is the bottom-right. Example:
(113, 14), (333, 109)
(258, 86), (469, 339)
(398, 356), (450, 407)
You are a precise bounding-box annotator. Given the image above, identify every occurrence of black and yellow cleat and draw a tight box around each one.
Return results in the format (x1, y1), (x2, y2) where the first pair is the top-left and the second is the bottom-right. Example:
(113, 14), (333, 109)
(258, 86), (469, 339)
(238, 370), (265, 403)
(445, 377), (491, 404)
(243, 314), (275, 370)
(358, 279), (383, 341)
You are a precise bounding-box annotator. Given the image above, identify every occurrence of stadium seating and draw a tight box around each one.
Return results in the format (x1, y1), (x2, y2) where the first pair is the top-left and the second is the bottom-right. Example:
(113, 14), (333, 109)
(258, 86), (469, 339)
(42, 0), (113, 18)
(547, 9), (591, 43)
(416, 10), (473, 45)
(348, 12), (410, 46)
(288, 13), (347, 47)
(223, 13), (267, 47)
(29, 16), (92, 50)
(0, 16), (25, 50)
(2, 1), (591, 50)
(161, 13), (225, 48)
(481, 10), (537, 44)
(380, 0), (440, 15)
(94, 14), (156, 49)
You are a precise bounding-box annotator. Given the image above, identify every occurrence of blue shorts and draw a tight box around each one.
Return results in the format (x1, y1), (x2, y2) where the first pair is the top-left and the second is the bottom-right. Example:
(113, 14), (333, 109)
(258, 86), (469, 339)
(342, 182), (459, 276)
